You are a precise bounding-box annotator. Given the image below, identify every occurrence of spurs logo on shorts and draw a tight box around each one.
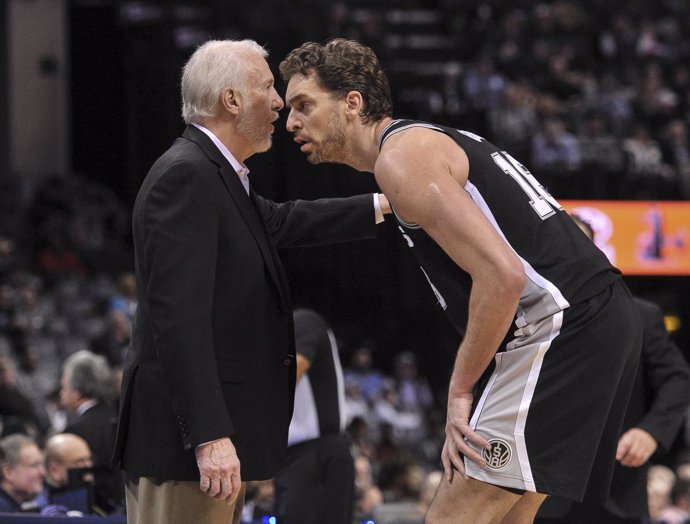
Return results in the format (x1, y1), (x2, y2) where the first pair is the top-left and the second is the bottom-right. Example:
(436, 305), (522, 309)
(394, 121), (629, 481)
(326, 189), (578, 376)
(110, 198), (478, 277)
(482, 439), (512, 470)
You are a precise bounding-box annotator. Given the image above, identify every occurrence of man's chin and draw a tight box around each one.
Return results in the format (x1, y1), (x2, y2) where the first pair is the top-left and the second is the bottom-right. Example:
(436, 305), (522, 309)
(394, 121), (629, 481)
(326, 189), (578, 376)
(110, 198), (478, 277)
(256, 137), (273, 154)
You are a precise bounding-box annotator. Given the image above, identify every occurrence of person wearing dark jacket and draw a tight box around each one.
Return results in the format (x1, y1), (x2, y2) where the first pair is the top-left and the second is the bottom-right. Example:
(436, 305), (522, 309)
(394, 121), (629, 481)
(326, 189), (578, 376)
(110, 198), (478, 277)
(112, 39), (388, 524)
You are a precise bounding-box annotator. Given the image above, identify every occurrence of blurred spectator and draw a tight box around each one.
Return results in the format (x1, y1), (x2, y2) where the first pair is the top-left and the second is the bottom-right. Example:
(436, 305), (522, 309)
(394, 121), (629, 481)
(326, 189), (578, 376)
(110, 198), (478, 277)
(60, 350), (122, 514)
(0, 283), (36, 373)
(241, 480), (275, 524)
(487, 82), (539, 162)
(35, 218), (88, 281)
(0, 355), (44, 438)
(0, 433), (45, 512)
(348, 416), (377, 462)
(462, 54), (507, 133)
(372, 382), (425, 447)
(596, 73), (636, 138)
(344, 376), (370, 427)
(648, 464), (690, 524)
(343, 342), (385, 402)
(352, 454), (383, 523)
(108, 272), (137, 322)
(37, 433), (95, 515)
(634, 61), (679, 132)
(90, 310), (130, 368)
(0, 237), (19, 283)
(622, 123), (675, 199)
(392, 351), (434, 416)
(531, 117), (583, 197)
(672, 479), (690, 519)
(576, 111), (625, 198)
(660, 118), (690, 199)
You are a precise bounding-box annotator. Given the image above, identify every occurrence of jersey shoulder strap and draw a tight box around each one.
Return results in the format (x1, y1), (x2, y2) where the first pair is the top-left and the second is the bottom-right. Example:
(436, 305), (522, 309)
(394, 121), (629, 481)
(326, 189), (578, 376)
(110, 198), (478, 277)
(378, 119), (445, 150)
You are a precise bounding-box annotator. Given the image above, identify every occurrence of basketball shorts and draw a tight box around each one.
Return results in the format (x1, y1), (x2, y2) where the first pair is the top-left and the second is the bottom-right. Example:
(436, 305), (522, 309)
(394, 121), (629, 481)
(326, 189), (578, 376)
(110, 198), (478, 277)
(464, 279), (642, 502)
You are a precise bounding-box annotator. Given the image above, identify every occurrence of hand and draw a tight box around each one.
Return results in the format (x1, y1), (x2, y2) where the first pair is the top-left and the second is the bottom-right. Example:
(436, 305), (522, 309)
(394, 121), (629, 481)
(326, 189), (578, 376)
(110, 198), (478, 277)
(616, 428), (658, 467)
(195, 437), (241, 504)
(441, 394), (491, 482)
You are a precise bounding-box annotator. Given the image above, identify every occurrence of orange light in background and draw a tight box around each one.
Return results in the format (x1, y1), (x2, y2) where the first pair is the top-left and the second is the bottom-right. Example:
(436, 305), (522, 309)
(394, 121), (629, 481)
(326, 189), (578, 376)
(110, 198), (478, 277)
(561, 201), (690, 276)
(664, 314), (682, 333)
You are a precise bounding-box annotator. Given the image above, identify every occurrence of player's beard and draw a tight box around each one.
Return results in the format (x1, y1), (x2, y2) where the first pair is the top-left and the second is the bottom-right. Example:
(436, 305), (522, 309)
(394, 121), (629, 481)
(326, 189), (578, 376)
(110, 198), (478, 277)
(238, 110), (272, 154)
(308, 112), (348, 165)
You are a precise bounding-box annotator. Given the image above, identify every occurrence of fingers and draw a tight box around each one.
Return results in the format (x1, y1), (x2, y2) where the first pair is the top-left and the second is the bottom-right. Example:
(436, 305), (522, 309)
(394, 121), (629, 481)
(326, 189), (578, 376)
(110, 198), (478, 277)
(200, 474), (238, 501)
(200, 474), (211, 494)
(224, 474), (241, 506)
(441, 440), (455, 482)
(449, 428), (487, 468)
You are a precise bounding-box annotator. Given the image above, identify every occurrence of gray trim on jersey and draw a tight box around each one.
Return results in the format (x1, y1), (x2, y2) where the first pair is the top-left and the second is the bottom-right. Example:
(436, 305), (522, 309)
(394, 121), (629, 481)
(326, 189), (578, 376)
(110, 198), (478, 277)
(465, 180), (570, 324)
(465, 310), (564, 492)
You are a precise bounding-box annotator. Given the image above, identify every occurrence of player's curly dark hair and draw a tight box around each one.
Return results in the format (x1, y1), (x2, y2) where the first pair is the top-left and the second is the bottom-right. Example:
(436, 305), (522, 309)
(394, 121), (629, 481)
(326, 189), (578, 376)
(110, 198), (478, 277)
(279, 38), (393, 124)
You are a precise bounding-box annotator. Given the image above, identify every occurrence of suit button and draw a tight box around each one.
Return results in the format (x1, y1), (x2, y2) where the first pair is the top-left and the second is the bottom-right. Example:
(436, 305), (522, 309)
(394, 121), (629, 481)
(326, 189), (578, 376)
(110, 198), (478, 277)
(184, 443), (192, 451)
(283, 357), (292, 367)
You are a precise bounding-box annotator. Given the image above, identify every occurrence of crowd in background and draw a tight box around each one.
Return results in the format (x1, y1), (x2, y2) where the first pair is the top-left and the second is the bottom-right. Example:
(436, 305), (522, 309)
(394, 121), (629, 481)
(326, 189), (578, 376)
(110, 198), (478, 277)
(1, 0), (690, 522)
(330, 0), (690, 201)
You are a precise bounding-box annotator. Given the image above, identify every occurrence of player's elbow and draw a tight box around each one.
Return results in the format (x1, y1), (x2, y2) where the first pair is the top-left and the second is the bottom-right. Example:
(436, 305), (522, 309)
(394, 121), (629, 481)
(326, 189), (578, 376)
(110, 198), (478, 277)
(499, 262), (526, 301)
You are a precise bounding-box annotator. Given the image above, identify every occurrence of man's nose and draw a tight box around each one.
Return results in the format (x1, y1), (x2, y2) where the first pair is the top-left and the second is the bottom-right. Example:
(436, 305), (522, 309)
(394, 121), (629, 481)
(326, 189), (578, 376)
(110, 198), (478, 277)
(272, 88), (284, 111)
(286, 110), (300, 132)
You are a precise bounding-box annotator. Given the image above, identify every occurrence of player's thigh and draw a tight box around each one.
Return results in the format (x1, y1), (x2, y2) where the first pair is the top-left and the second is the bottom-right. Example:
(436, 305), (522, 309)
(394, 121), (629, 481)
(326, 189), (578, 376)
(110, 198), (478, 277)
(426, 475), (521, 524)
(500, 492), (547, 524)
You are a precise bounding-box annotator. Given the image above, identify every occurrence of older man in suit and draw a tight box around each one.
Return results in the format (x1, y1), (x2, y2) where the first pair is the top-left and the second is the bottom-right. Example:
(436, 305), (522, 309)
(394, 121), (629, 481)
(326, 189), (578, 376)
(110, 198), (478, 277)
(61, 350), (122, 514)
(112, 39), (388, 524)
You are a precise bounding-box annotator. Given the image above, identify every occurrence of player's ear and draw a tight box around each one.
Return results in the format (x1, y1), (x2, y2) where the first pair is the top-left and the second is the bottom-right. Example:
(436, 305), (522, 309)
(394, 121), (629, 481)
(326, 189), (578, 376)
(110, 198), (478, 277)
(344, 91), (364, 120)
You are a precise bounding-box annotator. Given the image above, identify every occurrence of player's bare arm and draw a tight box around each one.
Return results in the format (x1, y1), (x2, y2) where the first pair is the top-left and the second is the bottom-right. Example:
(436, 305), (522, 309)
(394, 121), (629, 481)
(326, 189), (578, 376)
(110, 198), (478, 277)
(375, 128), (526, 479)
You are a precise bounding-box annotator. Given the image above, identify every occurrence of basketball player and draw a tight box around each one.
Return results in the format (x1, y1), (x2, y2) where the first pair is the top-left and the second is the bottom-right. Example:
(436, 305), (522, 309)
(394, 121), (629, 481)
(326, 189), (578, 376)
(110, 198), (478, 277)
(279, 39), (643, 524)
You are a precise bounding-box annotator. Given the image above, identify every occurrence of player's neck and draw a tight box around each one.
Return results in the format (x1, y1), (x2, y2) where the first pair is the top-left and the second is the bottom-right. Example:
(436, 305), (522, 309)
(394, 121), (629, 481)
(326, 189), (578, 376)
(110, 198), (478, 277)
(346, 117), (393, 172)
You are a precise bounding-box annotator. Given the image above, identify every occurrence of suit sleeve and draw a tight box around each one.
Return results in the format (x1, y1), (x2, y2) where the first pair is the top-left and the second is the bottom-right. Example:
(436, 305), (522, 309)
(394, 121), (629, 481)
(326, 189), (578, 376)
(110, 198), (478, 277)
(251, 193), (378, 248)
(634, 298), (690, 451)
(141, 162), (233, 450)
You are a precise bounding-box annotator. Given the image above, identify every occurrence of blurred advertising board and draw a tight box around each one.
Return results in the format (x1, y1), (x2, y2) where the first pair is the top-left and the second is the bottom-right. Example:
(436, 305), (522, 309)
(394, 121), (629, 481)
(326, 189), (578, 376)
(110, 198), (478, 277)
(561, 201), (690, 276)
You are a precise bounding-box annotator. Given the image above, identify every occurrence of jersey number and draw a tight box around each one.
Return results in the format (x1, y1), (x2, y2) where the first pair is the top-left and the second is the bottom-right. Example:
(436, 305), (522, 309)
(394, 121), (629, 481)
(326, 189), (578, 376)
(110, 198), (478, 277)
(491, 151), (562, 219)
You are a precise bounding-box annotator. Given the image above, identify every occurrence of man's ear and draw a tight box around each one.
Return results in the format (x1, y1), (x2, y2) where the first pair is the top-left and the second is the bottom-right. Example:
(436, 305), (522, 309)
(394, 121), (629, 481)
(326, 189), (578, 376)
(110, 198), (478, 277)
(345, 91), (364, 120)
(221, 87), (240, 115)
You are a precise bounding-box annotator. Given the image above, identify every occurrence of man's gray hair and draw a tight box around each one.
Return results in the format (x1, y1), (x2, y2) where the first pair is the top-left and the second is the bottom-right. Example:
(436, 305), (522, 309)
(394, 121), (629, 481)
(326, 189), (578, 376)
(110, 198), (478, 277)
(181, 39), (268, 124)
(63, 350), (112, 402)
(0, 434), (36, 471)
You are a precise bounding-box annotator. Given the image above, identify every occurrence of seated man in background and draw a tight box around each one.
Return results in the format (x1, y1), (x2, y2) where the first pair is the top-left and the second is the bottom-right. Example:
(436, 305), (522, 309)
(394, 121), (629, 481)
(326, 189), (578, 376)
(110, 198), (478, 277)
(0, 433), (45, 513)
(60, 350), (123, 513)
(37, 432), (97, 515)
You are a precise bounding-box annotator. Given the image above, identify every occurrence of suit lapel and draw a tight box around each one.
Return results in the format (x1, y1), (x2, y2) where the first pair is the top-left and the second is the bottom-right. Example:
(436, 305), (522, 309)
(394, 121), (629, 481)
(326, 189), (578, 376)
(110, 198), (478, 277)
(181, 125), (287, 307)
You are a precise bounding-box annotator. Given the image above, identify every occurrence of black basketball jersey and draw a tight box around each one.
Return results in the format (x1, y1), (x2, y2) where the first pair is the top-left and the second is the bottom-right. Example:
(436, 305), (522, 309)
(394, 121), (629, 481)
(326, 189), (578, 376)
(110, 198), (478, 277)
(380, 119), (620, 335)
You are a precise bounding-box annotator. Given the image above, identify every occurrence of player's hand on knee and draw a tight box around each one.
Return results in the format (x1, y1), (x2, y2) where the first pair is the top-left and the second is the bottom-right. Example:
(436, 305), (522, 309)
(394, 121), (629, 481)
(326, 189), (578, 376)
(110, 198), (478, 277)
(445, 395), (491, 480)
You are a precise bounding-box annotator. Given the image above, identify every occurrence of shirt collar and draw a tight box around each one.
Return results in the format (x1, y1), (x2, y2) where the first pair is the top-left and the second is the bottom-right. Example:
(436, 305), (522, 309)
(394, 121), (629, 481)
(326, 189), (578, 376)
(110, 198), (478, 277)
(76, 399), (98, 417)
(192, 123), (250, 194)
